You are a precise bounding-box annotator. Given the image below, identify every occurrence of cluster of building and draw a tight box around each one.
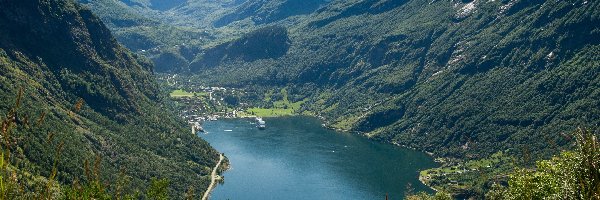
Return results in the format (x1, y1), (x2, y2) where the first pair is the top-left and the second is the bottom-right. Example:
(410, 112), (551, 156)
(172, 88), (250, 133)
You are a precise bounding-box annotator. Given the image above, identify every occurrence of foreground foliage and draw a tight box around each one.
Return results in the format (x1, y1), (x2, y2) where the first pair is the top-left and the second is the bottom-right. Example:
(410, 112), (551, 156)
(414, 128), (599, 199)
(0, 93), (172, 199)
(486, 128), (599, 200)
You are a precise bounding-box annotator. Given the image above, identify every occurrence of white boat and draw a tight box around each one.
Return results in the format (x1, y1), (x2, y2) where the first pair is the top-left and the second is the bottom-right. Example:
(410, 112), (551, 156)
(255, 117), (266, 130)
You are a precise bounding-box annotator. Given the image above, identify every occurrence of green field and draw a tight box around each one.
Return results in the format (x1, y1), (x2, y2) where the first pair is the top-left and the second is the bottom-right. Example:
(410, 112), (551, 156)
(241, 108), (296, 117)
(170, 89), (208, 98)
(238, 88), (308, 117)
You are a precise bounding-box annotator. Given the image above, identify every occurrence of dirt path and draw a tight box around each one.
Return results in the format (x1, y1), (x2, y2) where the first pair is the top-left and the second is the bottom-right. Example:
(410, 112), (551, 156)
(202, 153), (224, 200)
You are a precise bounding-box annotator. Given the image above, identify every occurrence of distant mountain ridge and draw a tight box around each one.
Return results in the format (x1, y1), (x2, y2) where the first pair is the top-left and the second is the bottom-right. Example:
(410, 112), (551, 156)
(78, 0), (330, 72)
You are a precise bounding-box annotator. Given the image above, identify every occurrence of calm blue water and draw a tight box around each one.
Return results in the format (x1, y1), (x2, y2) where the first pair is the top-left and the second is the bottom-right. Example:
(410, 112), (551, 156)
(199, 116), (437, 200)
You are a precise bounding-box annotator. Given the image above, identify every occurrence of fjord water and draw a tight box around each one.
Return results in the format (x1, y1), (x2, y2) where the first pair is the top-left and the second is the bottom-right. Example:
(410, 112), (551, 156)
(200, 116), (437, 200)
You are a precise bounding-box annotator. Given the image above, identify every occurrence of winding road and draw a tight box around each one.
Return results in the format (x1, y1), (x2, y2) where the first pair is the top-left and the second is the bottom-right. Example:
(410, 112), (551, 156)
(202, 153), (224, 200)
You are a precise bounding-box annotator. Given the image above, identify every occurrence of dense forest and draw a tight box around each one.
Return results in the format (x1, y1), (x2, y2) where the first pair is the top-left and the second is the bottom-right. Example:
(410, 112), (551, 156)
(0, 0), (220, 198)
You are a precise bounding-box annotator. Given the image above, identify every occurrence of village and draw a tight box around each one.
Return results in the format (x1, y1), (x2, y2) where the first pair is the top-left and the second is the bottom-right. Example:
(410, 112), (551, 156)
(157, 74), (313, 134)
(158, 74), (253, 132)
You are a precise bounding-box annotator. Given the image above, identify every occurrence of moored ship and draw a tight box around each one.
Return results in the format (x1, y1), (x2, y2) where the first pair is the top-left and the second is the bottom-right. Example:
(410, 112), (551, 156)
(256, 117), (266, 130)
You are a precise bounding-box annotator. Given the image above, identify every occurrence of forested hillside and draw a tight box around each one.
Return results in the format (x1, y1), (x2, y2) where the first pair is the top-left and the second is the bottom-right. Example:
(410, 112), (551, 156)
(0, 0), (219, 198)
(213, 0), (328, 27)
(191, 0), (600, 160)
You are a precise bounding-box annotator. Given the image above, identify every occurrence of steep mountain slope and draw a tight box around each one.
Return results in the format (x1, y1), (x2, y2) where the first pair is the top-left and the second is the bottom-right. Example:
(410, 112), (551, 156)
(190, 26), (290, 70)
(213, 0), (328, 27)
(76, 0), (221, 73)
(123, 0), (188, 11)
(79, 0), (331, 73)
(0, 0), (219, 198)
(192, 0), (600, 159)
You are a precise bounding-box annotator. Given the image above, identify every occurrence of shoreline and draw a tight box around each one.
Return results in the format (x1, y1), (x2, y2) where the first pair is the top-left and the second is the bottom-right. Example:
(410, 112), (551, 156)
(419, 174), (439, 193)
(313, 116), (443, 194)
(202, 153), (225, 200)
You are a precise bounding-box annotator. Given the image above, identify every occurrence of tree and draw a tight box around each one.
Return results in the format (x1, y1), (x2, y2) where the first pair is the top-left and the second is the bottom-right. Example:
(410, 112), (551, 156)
(223, 95), (239, 106)
(486, 128), (600, 200)
(147, 178), (169, 200)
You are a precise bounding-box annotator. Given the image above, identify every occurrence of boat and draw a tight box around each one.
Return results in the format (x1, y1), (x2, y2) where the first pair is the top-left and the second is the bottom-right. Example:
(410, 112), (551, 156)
(257, 120), (266, 129)
(255, 117), (266, 130)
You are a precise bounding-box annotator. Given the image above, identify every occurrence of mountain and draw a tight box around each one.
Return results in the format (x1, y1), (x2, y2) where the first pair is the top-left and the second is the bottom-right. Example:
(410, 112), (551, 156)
(0, 0), (219, 198)
(65, 0), (600, 198)
(190, 26), (290, 71)
(78, 0), (331, 73)
(213, 0), (328, 27)
(75, 0), (217, 73)
(190, 0), (600, 159)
